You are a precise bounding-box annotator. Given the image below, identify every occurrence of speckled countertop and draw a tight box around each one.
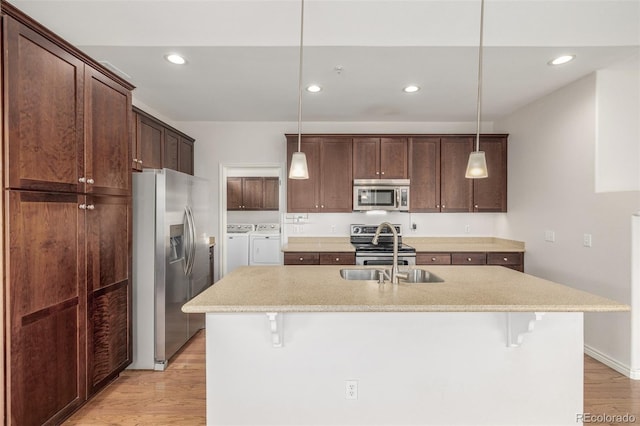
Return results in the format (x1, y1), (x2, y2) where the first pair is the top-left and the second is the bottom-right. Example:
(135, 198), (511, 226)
(182, 265), (627, 313)
(282, 237), (525, 253)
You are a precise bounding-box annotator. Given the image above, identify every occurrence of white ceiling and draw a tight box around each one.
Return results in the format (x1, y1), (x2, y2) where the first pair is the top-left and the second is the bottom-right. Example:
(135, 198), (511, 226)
(8, 0), (640, 122)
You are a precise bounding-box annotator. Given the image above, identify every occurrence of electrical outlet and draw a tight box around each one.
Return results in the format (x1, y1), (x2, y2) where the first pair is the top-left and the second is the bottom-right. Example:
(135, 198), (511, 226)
(464, 224), (470, 234)
(544, 230), (555, 242)
(411, 223), (417, 230)
(345, 380), (358, 400)
(583, 233), (592, 248)
(331, 225), (336, 234)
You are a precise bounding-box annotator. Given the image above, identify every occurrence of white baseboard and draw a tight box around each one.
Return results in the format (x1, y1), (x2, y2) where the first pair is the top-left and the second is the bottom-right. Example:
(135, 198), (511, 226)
(584, 345), (640, 380)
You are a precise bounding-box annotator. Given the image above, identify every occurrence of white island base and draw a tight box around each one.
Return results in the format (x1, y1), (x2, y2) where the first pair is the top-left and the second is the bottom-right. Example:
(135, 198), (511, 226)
(205, 312), (583, 426)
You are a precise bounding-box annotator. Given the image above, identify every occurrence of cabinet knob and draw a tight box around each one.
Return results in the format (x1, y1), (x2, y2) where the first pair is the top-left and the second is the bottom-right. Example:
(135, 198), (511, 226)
(315, 205), (319, 208)
(467, 257), (472, 262)
(335, 258), (340, 262)
(79, 204), (87, 210)
(381, 171), (385, 175)
(442, 205), (446, 209)
(87, 178), (95, 184)
(133, 158), (139, 162)
(138, 159), (143, 164)
(436, 204), (440, 208)
(78, 177), (86, 183)
(475, 204), (479, 209)
(503, 257), (509, 262)
(321, 205), (324, 208)
(299, 257), (304, 261)
(431, 257), (436, 261)
(86, 204), (95, 210)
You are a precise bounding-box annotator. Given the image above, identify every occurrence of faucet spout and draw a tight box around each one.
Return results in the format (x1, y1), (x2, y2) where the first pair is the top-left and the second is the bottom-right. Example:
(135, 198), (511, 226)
(372, 222), (407, 284)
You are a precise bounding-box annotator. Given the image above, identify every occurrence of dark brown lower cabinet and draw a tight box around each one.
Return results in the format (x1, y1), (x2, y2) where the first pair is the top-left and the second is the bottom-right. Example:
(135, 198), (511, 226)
(284, 252), (356, 265)
(417, 251), (524, 272)
(5, 190), (131, 425)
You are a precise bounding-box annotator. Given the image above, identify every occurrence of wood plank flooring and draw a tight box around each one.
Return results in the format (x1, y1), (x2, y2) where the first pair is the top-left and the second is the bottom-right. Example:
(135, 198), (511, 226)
(64, 330), (640, 425)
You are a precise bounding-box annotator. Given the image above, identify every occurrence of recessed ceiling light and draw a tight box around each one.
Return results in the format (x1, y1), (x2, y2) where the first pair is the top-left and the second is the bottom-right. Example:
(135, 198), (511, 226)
(403, 85), (420, 93)
(548, 55), (575, 66)
(306, 85), (322, 93)
(165, 54), (187, 65)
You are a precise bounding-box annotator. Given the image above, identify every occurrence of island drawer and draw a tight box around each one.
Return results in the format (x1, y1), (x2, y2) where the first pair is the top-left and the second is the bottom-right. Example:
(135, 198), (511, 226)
(451, 252), (486, 265)
(416, 253), (451, 265)
(487, 252), (523, 266)
(319, 252), (356, 265)
(284, 252), (320, 265)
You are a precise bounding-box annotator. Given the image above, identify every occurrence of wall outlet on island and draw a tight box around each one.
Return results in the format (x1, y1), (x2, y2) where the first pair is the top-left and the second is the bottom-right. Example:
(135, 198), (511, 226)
(345, 380), (358, 400)
(465, 225), (470, 234)
(331, 225), (336, 234)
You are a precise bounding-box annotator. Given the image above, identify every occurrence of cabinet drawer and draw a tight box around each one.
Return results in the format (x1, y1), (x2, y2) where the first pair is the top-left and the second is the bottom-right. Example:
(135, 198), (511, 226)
(451, 252), (486, 265)
(487, 252), (523, 266)
(284, 252), (319, 265)
(319, 253), (355, 265)
(416, 253), (451, 265)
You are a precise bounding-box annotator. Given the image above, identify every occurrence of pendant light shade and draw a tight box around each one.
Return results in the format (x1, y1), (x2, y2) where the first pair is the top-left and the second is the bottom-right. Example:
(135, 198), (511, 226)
(289, 151), (309, 179)
(288, 0), (309, 180)
(465, 150), (488, 178)
(466, 0), (489, 179)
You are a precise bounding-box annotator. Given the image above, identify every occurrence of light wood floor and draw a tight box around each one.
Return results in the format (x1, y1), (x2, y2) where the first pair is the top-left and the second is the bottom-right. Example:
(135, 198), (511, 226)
(65, 330), (640, 425)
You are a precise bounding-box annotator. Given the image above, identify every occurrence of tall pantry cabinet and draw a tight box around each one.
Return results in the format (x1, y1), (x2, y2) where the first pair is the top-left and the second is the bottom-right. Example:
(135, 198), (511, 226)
(1, 3), (134, 425)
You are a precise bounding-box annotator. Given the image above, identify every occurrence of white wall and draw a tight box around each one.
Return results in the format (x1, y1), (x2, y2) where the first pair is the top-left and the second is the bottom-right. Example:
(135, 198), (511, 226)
(495, 73), (640, 373)
(595, 54), (640, 192)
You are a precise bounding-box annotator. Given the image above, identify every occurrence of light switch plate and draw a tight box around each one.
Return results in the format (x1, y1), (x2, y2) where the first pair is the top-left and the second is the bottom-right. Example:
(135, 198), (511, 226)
(544, 230), (556, 242)
(583, 233), (592, 248)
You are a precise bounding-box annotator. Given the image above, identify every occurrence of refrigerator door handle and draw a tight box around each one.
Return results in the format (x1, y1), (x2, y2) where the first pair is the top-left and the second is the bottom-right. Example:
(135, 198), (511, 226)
(183, 207), (192, 276)
(186, 206), (197, 277)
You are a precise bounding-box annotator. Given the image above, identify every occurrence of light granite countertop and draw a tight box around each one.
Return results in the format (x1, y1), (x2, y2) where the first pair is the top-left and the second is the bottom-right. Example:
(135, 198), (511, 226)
(183, 265), (627, 313)
(282, 237), (525, 253)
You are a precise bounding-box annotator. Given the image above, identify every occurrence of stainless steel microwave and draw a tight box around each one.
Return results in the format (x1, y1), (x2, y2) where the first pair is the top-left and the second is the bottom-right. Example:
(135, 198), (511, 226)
(353, 179), (410, 211)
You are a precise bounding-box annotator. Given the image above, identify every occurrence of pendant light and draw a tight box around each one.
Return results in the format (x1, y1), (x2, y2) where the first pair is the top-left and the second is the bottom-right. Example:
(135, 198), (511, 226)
(465, 0), (489, 179)
(288, 0), (309, 180)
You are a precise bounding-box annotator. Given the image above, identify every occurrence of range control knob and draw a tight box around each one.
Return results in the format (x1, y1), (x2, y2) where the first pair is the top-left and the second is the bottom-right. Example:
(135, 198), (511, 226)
(352, 227), (361, 234)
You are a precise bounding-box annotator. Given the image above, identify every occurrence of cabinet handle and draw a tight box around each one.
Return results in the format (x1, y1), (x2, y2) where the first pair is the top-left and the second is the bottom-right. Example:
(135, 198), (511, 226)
(87, 178), (95, 184)
(78, 177), (86, 183)
(79, 204), (87, 210)
(86, 204), (95, 210)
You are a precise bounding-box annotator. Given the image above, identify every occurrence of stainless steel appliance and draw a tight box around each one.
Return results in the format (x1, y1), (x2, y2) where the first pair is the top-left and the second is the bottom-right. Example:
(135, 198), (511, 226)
(353, 179), (410, 211)
(350, 224), (416, 266)
(131, 168), (211, 370)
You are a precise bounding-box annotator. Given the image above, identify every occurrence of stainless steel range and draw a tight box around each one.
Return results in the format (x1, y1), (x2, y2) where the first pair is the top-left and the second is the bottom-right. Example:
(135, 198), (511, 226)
(350, 224), (416, 266)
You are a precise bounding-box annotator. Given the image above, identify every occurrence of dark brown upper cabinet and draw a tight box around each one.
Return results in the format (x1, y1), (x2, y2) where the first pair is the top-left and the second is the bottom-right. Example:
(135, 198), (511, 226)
(132, 107), (195, 175)
(440, 137), (475, 212)
(353, 137), (408, 179)
(227, 177), (279, 211)
(473, 137), (508, 212)
(408, 137), (441, 212)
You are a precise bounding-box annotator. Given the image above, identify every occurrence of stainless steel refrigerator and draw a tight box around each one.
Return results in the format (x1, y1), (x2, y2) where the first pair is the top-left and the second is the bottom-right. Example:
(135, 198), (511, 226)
(130, 168), (211, 370)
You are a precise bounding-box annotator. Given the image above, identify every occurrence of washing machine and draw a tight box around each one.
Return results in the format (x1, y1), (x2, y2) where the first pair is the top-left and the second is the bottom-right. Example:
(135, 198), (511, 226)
(249, 223), (282, 265)
(225, 223), (254, 275)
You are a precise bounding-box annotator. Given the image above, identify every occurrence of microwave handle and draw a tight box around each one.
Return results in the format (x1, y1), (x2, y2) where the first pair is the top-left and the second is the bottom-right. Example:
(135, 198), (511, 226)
(395, 188), (400, 208)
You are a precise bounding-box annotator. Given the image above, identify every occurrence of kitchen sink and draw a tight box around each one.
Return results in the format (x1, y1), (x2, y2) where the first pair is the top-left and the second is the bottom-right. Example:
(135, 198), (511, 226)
(339, 268), (444, 283)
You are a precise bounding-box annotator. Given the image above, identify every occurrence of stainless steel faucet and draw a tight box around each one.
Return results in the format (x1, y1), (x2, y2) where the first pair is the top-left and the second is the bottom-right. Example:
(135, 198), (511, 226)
(372, 222), (408, 284)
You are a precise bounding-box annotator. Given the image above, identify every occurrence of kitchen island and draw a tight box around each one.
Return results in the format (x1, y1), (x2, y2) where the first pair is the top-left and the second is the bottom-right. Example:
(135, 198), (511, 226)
(183, 265), (627, 426)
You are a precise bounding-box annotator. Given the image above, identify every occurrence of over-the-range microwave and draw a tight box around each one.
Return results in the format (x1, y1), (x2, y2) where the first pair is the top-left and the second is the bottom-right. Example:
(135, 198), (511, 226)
(353, 179), (410, 212)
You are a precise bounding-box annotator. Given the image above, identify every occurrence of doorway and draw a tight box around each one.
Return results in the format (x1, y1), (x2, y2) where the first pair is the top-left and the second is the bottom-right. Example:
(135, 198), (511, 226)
(219, 164), (284, 277)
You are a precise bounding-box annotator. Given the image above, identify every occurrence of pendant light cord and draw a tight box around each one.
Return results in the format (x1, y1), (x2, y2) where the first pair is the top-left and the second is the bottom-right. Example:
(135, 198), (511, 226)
(475, 0), (484, 152)
(296, 0), (305, 153)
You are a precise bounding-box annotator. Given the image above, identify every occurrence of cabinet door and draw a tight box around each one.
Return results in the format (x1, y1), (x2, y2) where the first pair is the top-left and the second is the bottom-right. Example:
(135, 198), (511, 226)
(164, 130), (180, 171)
(137, 114), (164, 170)
(440, 137), (473, 212)
(473, 136), (507, 212)
(242, 177), (264, 210)
(84, 66), (132, 196)
(263, 177), (280, 210)
(7, 191), (86, 425)
(352, 138), (380, 179)
(409, 137), (440, 212)
(379, 137), (408, 179)
(227, 177), (243, 210)
(5, 17), (85, 193)
(178, 138), (194, 175)
(320, 138), (353, 212)
(287, 136), (320, 212)
(86, 195), (131, 395)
